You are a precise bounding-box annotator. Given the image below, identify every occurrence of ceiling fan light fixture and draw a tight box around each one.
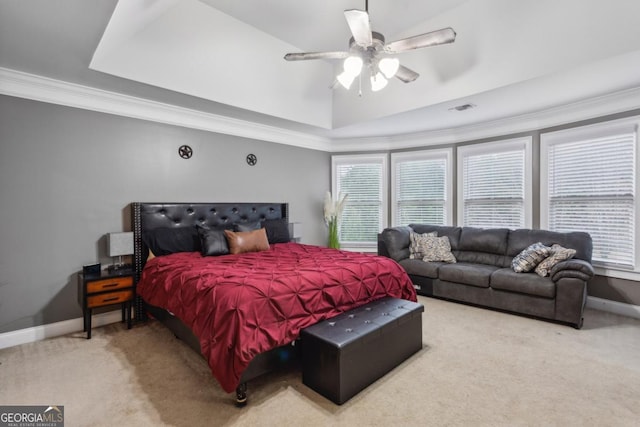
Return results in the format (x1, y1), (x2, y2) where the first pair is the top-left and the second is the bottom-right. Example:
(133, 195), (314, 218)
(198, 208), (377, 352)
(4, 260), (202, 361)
(378, 57), (400, 78)
(283, 4), (456, 95)
(370, 72), (388, 92)
(343, 56), (363, 76)
(337, 71), (357, 90)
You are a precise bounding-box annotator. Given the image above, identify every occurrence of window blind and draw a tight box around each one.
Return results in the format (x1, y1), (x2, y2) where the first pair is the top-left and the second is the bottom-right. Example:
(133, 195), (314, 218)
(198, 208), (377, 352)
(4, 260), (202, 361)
(393, 156), (447, 226)
(334, 157), (386, 246)
(461, 147), (526, 228)
(547, 134), (636, 267)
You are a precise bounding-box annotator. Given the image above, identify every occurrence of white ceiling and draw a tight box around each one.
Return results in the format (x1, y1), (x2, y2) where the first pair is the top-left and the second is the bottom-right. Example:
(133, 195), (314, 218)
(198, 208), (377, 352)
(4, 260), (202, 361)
(4, 0), (640, 145)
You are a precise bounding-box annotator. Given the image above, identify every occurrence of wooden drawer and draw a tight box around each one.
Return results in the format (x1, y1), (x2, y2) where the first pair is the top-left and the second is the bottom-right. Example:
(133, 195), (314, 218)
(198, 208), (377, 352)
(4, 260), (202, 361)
(87, 290), (134, 308)
(86, 276), (133, 294)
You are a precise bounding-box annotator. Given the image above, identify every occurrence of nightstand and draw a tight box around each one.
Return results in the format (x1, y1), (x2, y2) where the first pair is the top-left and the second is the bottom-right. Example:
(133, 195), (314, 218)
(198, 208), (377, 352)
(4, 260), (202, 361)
(78, 269), (134, 339)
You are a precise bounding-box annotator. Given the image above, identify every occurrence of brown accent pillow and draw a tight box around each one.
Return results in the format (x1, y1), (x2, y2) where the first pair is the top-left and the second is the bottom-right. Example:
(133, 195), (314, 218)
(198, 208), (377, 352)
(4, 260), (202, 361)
(224, 228), (270, 255)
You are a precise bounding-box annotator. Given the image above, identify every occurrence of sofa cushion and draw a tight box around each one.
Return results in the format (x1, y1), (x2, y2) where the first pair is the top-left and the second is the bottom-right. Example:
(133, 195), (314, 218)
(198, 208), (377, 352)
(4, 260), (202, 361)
(458, 227), (510, 254)
(507, 229), (592, 262)
(491, 268), (556, 299)
(409, 231), (437, 259)
(399, 259), (444, 279)
(535, 244), (576, 277)
(511, 242), (551, 273)
(454, 228), (512, 267)
(380, 226), (412, 262)
(438, 262), (499, 288)
(410, 225), (462, 250)
(455, 251), (511, 268)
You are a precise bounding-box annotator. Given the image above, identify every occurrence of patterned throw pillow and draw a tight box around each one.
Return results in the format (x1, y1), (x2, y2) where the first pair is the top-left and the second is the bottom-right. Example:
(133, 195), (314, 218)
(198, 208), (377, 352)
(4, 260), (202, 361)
(535, 244), (577, 277)
(421, 235), (457, 263)
(511, 242), (552, 273)
(409, 231), (438, 259)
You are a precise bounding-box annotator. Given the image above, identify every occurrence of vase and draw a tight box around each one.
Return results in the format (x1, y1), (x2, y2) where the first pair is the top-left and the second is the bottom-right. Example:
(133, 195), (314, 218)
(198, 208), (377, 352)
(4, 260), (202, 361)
(328, 218), (340, 249)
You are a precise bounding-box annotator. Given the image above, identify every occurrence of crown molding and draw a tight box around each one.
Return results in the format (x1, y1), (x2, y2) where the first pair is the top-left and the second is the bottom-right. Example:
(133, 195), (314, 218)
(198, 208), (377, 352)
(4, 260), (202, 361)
(0, 67), (333, 152)
(330, 87), (640, 152)
(2, 67), (639, 153)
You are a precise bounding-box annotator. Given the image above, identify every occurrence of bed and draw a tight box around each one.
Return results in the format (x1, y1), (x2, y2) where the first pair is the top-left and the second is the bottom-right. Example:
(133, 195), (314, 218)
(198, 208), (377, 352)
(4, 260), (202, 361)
(131, 202), (417, 405)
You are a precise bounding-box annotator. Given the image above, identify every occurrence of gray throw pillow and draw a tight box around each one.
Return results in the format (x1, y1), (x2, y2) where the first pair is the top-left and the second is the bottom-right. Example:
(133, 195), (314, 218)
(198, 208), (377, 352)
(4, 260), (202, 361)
(511, 242), (552, 273)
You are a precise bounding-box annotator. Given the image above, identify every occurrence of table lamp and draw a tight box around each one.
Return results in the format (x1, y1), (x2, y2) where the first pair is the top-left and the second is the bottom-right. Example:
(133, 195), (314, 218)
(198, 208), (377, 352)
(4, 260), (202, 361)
(108, 231), (133, 271)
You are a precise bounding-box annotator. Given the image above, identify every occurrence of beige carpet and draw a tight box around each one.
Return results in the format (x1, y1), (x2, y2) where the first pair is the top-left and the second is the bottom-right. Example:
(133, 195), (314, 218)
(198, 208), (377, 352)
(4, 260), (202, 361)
(1, 296), (639, 426)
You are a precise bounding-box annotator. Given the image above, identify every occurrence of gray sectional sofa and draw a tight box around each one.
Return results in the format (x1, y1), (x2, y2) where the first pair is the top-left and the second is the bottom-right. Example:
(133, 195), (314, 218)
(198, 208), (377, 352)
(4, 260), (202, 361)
(378, 225), (595, 328)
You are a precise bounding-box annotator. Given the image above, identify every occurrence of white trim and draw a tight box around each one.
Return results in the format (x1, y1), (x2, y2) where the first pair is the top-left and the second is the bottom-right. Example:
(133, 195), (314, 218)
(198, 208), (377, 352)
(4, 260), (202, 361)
(0, 311), (122, 350)
(390, 148), (453, 226)
(594, 267), (640, 282)
(0, 67), (332, 152)
(2, 67), (639, 153)
(457, 137), (533, 228)
(331, 153), (389, 249)
(330, 87), (640, 152)
(586, 296), (640, 320)
(540, 116), (640, 274)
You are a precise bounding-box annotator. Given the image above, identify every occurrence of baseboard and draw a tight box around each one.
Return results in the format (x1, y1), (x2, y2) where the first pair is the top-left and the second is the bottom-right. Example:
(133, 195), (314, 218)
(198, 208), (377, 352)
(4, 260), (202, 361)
(586, 296), (640, 320)
(0, 311), (123, 350)
(1, 297), (637, 350)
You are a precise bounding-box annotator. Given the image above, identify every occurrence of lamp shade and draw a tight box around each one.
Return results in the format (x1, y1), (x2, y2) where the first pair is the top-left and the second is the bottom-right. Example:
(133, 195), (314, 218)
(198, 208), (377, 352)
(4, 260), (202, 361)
(343, 56), (363, 76)
(378, 57), (400, 78)
(108, 232), (134, 257)
(337, 71), (357, 89)
(289, 222), (303, 240)
(370, 72), (388, 92)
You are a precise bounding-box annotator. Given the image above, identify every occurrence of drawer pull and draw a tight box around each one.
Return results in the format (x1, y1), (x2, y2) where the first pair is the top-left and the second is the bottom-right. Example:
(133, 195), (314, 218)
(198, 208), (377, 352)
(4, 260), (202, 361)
(102, 297), (119, 303)
(103, 283), (119, 288)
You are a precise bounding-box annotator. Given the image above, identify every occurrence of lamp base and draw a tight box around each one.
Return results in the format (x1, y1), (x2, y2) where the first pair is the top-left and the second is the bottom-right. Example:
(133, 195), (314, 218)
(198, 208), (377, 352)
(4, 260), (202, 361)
(107, 263), (132, 273)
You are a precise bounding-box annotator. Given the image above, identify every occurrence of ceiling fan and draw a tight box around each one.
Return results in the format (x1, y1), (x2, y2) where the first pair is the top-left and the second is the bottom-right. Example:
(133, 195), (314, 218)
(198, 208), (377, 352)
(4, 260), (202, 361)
(284, 0), (456, 93)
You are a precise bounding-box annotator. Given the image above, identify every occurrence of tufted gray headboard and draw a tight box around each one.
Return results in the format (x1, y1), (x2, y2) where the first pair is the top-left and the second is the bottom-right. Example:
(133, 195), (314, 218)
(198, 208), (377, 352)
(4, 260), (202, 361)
(130, 202), (288, 317)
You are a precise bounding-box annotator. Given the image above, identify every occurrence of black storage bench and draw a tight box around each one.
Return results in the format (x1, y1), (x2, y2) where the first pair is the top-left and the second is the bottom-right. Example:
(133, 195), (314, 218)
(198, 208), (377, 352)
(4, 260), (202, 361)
(301, 297), (424, 405)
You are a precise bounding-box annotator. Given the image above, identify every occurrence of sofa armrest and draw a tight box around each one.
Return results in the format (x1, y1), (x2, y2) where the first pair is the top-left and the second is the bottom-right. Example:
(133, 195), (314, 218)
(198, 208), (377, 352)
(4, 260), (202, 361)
(379, 226), (412, 262)
(550, 259), (595, 282)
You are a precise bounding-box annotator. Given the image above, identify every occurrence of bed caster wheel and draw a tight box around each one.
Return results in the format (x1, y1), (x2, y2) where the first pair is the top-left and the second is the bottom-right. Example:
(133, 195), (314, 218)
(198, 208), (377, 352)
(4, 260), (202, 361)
(235, 383), (247, 407)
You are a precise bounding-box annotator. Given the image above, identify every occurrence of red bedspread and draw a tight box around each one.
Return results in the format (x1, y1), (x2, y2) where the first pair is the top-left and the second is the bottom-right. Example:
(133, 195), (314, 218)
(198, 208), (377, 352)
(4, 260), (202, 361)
(137, 242), (416, 392)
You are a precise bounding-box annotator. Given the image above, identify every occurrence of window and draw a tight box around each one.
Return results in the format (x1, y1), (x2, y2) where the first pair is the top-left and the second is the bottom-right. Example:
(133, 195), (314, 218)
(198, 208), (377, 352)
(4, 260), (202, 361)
(332, 154), (388, 249)
(541, 117), (639, 273)
(458, 137), (532, 228)
(391, 149), (453, 226)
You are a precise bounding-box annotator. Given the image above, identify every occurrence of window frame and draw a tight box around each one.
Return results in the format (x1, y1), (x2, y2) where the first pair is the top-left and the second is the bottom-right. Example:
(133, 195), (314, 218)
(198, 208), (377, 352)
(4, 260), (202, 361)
(331, 153), (388, 251)
(540, 116), (640, 280)
(457, 137), (533, 228)
(390, 148), (453, 227)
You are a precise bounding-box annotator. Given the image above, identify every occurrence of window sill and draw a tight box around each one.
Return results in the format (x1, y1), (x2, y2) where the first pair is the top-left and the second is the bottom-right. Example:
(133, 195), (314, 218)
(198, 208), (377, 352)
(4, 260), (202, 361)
(594, 267), (640, 282)
(339, 246), (377, 254)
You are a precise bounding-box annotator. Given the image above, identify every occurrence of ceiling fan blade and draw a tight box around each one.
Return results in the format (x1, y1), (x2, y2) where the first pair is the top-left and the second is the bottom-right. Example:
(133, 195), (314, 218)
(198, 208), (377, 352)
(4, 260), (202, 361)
(284, 51), (350, 61)
(384, 27), (456, 53)
(395, 65), (420, 83)
(344, 9), (373, 47)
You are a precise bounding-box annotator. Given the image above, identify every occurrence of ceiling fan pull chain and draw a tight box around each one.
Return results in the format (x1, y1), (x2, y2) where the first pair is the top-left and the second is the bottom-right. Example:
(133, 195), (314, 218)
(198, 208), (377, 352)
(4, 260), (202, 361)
(358, 72), (363, 97)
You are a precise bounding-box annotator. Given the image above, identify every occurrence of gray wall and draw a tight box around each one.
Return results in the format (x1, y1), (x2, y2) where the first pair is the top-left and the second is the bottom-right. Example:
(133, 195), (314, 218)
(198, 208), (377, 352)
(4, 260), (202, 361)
(1, 92), (638, 336)
(0, 95), (330, 333)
